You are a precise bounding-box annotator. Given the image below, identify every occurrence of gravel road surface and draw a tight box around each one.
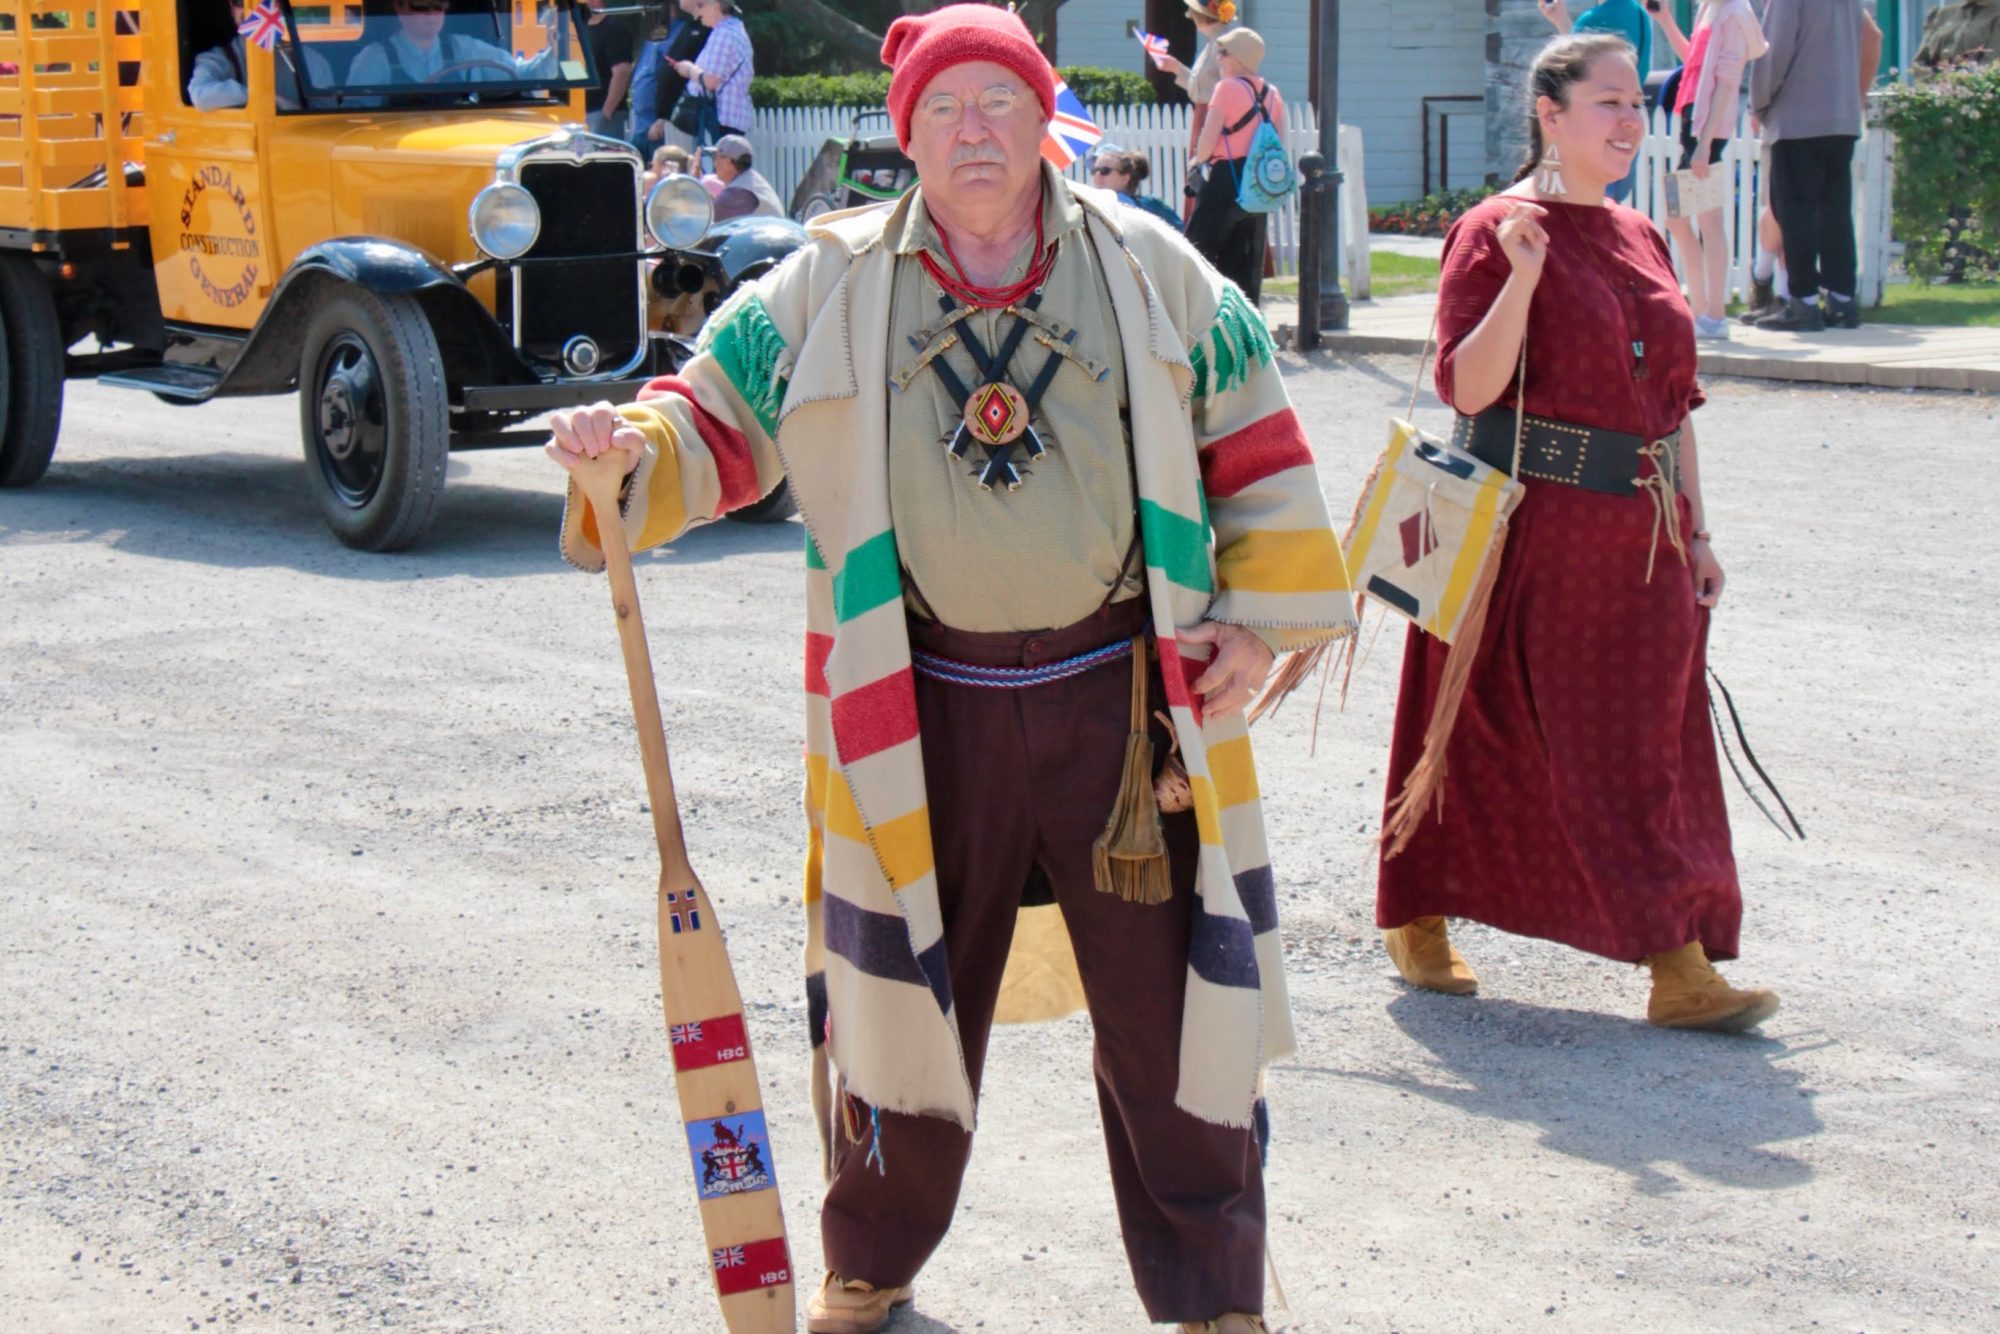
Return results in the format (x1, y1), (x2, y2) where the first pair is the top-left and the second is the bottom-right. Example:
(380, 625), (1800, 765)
(3, 359), (1995, 1333)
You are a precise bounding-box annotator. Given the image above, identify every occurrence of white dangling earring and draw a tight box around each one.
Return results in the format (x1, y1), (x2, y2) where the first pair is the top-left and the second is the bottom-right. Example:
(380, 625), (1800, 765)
(1535, 142), (1567, 198)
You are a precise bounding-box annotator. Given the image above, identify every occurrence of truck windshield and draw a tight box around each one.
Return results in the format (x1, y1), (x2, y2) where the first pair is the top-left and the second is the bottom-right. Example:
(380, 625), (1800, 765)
(279, 0), (597, 112)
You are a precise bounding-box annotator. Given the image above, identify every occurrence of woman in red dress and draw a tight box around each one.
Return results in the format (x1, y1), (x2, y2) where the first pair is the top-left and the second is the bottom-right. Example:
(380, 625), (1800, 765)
(1375, 34), (1779, 1032)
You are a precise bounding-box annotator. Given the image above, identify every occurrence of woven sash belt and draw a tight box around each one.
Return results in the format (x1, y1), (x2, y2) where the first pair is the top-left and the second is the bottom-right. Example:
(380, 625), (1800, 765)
(910, 637), (1134, 689)
(1455, 408), (1682, 498)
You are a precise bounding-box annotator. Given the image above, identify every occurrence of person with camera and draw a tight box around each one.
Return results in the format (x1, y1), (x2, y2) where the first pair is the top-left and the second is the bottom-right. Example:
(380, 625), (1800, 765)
(1376, 34), (1779, 1035)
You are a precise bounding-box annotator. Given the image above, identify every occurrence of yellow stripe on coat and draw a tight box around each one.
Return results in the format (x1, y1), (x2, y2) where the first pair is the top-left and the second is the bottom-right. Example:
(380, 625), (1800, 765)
(1218, 526), (1351, 595)
(1205, 735), (1261, 809)
(823, 762), (935, 891)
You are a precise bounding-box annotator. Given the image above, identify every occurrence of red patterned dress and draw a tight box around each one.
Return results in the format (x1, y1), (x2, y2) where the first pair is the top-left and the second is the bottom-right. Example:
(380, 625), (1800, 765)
(1375, 195), (1743, 962)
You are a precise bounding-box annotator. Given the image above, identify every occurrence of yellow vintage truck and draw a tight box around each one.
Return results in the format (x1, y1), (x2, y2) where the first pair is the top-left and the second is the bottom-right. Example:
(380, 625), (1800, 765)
(0, 1), (748, 549)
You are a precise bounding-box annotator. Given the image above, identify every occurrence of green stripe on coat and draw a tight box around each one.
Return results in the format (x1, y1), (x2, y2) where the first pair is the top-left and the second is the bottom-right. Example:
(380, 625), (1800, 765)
(702, 292), (788, 439)
(1189, 284), (1276, 403)
(1139, 499), (1213, 594)
(833, 529), (904, 622)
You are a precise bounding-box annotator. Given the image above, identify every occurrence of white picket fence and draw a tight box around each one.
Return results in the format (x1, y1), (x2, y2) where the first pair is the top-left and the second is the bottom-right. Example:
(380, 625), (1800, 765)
(748, 102), (1895, 306)
(1629, 106), (1895, 307)
(749, 102), (1373, 292)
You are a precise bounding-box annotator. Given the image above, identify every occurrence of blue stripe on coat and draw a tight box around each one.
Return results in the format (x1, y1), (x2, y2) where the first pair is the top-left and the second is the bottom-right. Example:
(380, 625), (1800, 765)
(823, 895), (954, 1015)
(1188, 905), (1261, 988)
(1235, 864), (1278, 935)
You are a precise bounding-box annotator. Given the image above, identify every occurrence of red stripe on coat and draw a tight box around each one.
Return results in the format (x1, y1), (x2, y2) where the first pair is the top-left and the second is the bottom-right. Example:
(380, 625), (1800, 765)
(1155, 636), (1206, 727)
(804, 632), (833, 697)
(1199, 408), (1314, 499)
(830, 669), (921, 762)
(640, 375), (763, 517)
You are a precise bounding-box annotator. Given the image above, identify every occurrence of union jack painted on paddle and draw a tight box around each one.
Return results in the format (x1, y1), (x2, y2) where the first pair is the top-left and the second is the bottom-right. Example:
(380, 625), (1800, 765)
(712, 1245), (745, 1269)
(669, 1021), (704, 1045)
(665, 888), (702, 934)
(1039, 77), (1102, 169)
(238, 0), (285, 51)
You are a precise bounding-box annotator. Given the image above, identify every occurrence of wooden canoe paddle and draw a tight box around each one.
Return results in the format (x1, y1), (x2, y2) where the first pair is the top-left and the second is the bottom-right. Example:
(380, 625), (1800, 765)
(569, 451), (796, 1333)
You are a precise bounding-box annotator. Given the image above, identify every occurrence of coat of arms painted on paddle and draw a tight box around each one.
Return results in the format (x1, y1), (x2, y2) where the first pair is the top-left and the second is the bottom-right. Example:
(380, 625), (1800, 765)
(689, 1111), (776, 1200)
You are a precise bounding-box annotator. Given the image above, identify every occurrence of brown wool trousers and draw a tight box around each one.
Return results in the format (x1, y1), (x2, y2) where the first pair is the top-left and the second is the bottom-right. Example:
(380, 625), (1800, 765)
(819, 598), (1266, 1323)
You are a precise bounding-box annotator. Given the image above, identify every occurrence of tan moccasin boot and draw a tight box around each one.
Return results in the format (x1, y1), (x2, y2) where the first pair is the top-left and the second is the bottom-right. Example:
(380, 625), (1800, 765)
(806, 1272), (914, 1334)
(1383, 915), (1478, 995)
(1182, 1315), (1268, 1334)
(1645, 942), (1780, 1033)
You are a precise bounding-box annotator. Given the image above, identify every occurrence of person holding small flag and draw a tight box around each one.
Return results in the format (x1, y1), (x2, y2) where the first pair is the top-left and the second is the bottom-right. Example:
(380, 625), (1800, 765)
(540, 6), (1353, 1330)
(1186, 28), (1281, 303)
(1155, 1), (1240, 159)
(188, 0), (331, 112)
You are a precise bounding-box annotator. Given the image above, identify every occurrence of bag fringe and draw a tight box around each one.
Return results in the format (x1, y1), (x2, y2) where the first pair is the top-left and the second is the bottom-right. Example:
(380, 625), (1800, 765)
(1381, 523), (1510, 858)
(1093, 639), (1173, 904)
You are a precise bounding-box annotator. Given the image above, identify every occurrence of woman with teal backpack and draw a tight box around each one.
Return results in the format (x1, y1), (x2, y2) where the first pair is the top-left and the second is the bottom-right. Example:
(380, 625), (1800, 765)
(1185, 27), (1286, 303)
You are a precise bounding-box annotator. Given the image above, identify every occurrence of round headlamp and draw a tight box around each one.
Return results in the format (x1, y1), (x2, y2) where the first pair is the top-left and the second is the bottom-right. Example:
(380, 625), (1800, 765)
(468, 182), (541, 261)
(646, 173), (714, 251)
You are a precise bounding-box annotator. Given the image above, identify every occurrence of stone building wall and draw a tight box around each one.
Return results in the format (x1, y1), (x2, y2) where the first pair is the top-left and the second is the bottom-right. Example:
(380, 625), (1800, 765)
(1484, 0), (1549, 185)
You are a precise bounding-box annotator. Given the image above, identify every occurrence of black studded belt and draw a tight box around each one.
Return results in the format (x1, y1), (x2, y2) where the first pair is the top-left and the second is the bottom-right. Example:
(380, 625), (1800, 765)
(1454, 408), (1681, 498)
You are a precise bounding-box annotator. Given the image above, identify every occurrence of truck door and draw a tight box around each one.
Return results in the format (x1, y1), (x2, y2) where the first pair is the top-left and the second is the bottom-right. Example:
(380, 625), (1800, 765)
(142, 6), (276, 329)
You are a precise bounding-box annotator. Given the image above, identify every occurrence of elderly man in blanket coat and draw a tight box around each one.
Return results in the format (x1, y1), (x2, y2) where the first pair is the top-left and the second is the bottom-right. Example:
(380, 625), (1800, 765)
(546, 6), (1355, 1331)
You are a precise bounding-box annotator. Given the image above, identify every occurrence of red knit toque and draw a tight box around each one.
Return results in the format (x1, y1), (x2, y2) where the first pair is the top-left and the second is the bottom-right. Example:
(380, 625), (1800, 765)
(881, 3), (1056, 150)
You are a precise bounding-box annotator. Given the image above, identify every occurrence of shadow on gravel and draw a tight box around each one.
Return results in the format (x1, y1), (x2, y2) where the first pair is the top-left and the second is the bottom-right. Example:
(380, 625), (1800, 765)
(1353, 993), (1823, 1195)
(0, 452), (802, 577)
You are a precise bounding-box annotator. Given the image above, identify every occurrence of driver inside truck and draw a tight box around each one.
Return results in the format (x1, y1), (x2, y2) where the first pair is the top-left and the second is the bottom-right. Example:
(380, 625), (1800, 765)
(187, 0), (334, 111)
(345, 0), (560, 92)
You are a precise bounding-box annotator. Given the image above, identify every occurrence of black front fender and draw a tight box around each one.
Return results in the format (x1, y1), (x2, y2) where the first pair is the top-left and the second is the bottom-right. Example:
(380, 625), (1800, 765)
(218, 239), (528, 396)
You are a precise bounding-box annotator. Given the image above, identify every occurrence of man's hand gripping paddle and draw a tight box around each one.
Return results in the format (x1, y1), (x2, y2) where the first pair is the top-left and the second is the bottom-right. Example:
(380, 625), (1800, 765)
(570, 451), (796, 1332)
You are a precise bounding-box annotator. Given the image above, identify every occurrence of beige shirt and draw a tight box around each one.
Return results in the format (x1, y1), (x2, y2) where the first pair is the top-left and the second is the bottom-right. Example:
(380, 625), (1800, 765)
(1186, 21), (1238, 104)
(884, 182), (1138, 633)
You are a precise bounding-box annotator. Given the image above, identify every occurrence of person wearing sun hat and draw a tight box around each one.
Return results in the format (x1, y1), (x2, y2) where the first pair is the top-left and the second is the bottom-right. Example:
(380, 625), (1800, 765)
(542, 5), (1354, 1331)
(1155, 1), (1241, 159)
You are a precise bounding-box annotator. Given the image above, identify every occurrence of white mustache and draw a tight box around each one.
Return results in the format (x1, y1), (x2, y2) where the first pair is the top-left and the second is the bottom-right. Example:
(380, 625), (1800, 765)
(950, 146), (1007, 167)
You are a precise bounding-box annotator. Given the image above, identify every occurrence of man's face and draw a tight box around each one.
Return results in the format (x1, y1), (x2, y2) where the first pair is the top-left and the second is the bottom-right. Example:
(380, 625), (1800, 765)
(395, 0), (448, 43)
(715, 154), (742, 183)
(904, 62), (1046, 215)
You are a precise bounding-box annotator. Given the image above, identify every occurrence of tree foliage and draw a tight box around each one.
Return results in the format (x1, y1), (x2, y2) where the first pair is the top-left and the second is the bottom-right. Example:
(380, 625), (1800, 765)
(1878, 61), (2000, 284)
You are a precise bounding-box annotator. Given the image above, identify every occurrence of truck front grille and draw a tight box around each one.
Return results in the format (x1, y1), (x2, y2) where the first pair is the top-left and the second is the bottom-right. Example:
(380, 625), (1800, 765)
(516, 158), (644, 374)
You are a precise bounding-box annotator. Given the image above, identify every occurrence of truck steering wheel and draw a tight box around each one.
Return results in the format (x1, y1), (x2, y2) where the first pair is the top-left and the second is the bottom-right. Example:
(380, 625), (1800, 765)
(424, 59), (523, 83)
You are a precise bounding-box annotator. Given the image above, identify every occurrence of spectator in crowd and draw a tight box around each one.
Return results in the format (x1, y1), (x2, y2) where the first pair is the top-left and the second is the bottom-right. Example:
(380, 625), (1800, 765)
(1651, 0), (1765, 341)
(580, 0), (637, 139)
(631, 0), (705, 155)
(1156, 1), (1239, 163)
(673, 0), (754, 143)
(1089, 144), (1183, 230)
(644, 142), (695, 194)
(1534, 0), (1652, 203)
(1916, 0), (1999, 71)
(1186, 27), (1282, 303)
(709, 132), (787, 221)
(188, 0), (332, 111)
(1742, 4), (1879, 320)
(1751, 0), (1871, 329)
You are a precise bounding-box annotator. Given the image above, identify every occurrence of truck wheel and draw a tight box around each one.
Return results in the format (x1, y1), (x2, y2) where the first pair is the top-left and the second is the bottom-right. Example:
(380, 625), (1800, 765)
(727, 480), (797, 524)
(0, 255), (65, 488)
(298, 288), (448, 552)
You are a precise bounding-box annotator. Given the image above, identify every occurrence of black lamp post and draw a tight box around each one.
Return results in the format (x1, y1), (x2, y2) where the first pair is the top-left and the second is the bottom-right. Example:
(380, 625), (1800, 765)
(1309, 0), (1349, 335)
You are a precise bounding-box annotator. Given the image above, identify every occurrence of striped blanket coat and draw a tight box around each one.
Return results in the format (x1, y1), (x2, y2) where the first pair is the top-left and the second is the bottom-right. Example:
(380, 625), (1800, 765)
(562, 171), (1357, 1131)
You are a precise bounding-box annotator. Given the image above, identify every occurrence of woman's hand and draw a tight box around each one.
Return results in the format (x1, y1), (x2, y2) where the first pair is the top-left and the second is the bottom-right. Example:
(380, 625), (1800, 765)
(1157, 54), (1189, 79)
(1536, 0), (1573, 32)
(545, 403), (646, 477)
(1181, 621), (1275, 718)
(672, 59), (696, 78)
(1690, 537), (1724, 608)
(1496, 198), (1550, 284)
(1691, 152), (1713, 182)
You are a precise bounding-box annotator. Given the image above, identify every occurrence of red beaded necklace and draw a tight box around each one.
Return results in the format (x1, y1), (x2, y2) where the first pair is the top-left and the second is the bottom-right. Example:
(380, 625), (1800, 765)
(920, 203), (1058, 309)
